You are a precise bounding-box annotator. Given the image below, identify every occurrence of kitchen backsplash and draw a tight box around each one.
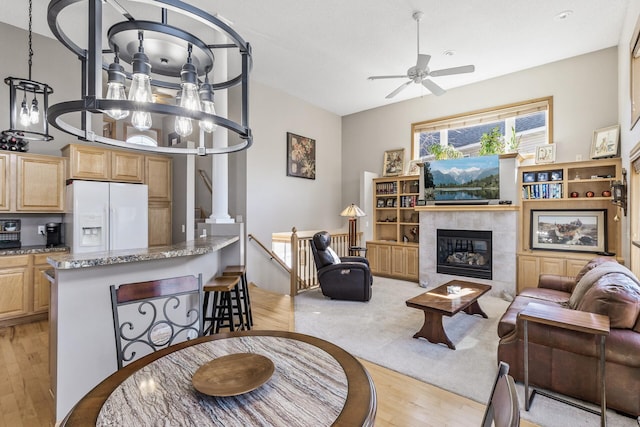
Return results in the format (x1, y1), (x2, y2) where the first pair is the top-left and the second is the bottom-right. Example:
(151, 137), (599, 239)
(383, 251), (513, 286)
(0, 214), (64, 247)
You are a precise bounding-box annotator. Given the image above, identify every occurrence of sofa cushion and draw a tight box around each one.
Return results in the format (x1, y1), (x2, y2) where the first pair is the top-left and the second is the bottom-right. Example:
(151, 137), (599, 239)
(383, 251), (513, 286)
(519, 287), (571, 304)
(497, 294), (563, 338)
(577, 275), (640, 329)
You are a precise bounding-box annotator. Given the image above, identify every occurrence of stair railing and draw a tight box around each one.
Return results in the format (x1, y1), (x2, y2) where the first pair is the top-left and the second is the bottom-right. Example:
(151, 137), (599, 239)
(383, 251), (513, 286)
(250, 228), (362, 296)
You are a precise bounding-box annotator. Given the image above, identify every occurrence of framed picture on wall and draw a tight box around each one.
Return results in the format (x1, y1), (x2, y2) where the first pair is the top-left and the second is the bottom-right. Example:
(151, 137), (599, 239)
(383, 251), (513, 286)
(286, 132), (316, 179)
(530, 209), (607, 253)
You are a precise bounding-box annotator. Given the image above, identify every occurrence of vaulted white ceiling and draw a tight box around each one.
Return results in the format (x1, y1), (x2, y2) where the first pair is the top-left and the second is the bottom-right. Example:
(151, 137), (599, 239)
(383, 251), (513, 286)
(0, 0), (631, 116)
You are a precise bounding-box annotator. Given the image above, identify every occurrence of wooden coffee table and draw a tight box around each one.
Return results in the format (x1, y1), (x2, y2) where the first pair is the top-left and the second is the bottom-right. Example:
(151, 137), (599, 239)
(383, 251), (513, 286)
(405, 280), (492, 350)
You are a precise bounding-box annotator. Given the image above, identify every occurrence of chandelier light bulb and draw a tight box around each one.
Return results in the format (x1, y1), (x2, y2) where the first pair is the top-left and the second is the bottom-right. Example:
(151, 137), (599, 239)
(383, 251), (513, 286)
(175, 81), (200, 137)
(174, 46), (201, 137)
(19, 95), (30, 127)
(105, 49), (129, 121)
(199, 73), (217, 133)
(29, 96), (39, 124)
(128, 32), (153, 131)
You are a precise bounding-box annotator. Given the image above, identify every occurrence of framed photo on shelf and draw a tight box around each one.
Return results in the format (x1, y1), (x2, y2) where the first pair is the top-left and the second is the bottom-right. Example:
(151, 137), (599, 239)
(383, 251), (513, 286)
(550, 170), (563, 181)
(382, 148), (404, 177)
(530, 209), (607, 253)
(286, 132), (316, 179)
(536, 172), (549, 182)
(523, 172), (536, 183)
(404, 159), (422, 176)
(590, 125), (620, 159)
(535, 144), (555, 164)
(385, 198), (394, 207)
(377, 199), (385, 208)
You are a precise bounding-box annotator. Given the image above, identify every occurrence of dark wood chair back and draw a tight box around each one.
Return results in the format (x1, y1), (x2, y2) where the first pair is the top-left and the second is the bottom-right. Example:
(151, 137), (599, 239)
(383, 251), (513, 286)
(110, 274), (203, 369)
(481, 361), (520, 427)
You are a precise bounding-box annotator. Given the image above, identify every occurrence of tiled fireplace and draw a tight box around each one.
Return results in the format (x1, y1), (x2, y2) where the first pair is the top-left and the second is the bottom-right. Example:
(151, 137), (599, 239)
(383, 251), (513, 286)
(420, 208), (517, 298)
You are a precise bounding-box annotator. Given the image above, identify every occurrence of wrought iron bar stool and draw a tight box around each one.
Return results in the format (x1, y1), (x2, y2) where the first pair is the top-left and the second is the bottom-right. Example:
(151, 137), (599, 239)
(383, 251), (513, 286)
(202, 275), (244, 335)
(222, 265), (253, 329)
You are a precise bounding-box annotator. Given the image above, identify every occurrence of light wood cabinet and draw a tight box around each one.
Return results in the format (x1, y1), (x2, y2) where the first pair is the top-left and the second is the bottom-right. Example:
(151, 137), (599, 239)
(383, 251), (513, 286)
(517, 253), (600, 294)
(148, 202), (172, 247)
(111, 151), (144, 182)
(367, 175), (420, 282)
(15, 154), (65, 212)
(145, 155), (172, 202)
(367, 241), (418, 281)
(0, 251), (68, 326)
(0, 255), (29, 321)
(145, 155), (172, 247)
(62, 144), (110, 180)
(32, 254), (53, 313)
(0, 153), (9, 211)
(62, 144), (144, 183)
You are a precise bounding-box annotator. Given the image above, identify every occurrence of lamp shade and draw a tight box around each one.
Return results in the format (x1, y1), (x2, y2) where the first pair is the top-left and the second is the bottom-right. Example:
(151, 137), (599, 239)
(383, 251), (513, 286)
(340, 203), (366, 218)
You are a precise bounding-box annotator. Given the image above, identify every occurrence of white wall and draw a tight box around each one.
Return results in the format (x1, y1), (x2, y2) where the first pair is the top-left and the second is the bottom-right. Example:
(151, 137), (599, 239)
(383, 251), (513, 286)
(246, 81), (343, 293)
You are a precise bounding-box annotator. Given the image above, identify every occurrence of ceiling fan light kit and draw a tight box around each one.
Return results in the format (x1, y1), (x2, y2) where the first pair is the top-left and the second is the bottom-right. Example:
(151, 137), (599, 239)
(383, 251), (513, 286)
(368, 10), (475, 99)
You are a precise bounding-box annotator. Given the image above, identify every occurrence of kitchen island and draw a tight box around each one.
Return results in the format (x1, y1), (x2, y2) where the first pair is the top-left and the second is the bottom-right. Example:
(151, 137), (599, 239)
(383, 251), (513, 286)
(46, 235), (240, 422)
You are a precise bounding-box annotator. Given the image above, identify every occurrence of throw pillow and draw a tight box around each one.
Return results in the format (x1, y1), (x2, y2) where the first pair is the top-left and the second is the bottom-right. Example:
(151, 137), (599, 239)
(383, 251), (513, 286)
(326, 247), (342, 264)
(577, 275), (640, 329)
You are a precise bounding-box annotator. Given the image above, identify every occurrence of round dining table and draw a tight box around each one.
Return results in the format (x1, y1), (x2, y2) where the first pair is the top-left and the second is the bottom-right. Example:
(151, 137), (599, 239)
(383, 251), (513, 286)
(61, 330), (377, 426)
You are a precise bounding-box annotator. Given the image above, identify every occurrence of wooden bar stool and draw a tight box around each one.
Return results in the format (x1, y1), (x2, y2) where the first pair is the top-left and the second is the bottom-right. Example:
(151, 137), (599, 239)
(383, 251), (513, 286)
(202, 275), (244, 335)
(223, 265), (253, 329)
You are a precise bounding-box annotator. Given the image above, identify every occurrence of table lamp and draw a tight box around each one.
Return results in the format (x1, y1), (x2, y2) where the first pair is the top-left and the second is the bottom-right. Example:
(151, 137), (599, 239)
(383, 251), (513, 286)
(340, 203), (366, 254)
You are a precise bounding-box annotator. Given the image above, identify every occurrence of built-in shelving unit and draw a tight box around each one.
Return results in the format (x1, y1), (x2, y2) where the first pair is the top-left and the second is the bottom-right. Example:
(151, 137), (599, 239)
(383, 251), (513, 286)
(367, 175), (420, 282)
(516, 158), (622, 293)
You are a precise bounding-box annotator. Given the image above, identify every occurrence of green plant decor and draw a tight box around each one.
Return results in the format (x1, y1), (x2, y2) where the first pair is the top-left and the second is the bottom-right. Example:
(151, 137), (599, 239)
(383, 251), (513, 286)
(479, 126), (505, 156)
(506, 126), (521, 153)
(427, 144), (463, 160)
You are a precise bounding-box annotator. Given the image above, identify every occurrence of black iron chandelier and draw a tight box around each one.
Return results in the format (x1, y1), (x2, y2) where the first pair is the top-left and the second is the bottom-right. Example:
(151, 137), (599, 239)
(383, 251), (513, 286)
(4, 0), (54, 142)
(47, 0), (253, 155)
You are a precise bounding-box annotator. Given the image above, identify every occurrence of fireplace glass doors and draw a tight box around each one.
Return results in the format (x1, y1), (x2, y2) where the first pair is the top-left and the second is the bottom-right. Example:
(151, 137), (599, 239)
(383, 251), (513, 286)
(436, 229), (492, 280)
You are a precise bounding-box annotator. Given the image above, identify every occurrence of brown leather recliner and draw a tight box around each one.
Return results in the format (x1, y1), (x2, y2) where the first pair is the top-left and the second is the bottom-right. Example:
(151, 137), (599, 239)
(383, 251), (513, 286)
(310, 231), (373, 301)
(497, 257), (640, 418)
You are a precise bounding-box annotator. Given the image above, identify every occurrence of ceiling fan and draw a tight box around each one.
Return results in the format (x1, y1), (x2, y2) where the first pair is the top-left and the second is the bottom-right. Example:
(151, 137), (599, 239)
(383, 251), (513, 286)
(368, 11), (475, 99)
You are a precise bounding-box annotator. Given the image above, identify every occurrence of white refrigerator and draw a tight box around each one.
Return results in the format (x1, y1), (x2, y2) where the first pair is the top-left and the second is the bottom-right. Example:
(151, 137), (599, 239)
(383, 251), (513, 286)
(65, 181), (149, 253)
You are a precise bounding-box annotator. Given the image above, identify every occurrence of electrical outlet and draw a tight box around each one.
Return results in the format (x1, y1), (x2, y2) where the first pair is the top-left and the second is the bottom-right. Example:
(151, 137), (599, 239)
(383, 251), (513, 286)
(38, 225), (45, 235)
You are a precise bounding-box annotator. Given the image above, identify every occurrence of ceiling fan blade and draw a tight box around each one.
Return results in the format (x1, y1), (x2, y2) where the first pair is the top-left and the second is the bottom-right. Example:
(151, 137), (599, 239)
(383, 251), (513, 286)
(368, 75), (409, 80)
(416, 54), (431, 71)
(386, 81), (412, 99)
(429, 64), (475, 77)
(422, 79), (446, 96)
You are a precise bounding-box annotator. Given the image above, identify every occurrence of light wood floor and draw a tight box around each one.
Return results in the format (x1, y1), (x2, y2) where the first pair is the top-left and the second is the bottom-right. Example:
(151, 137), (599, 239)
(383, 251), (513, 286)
(0, 284), (536, 427)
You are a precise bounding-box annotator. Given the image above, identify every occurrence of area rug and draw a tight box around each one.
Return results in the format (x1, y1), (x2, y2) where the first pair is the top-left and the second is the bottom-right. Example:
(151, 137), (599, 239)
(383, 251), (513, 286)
(294, 277), (636, 427)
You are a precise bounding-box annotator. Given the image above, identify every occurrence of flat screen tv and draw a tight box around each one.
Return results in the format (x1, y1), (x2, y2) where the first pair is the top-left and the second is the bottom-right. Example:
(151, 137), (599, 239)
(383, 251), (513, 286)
(423, 155), (500, 203)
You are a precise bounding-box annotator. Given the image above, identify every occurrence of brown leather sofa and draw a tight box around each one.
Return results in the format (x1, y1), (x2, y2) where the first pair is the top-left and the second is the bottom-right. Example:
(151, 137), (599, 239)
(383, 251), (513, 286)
(497, 256), (640, 418)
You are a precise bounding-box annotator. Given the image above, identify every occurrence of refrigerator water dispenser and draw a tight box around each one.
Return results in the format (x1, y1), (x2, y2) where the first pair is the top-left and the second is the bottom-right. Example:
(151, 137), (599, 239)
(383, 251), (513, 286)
(81, 227), (103, 247)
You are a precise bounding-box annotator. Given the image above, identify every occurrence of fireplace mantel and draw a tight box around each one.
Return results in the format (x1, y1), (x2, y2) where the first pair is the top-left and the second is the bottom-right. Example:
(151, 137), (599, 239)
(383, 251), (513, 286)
(415, 205), (519, 212)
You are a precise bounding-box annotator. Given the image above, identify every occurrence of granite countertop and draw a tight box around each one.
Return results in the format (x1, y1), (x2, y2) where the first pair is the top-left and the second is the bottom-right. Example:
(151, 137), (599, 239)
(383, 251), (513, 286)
(47, 236), (239, 270)
(0, 245), (70, 256)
